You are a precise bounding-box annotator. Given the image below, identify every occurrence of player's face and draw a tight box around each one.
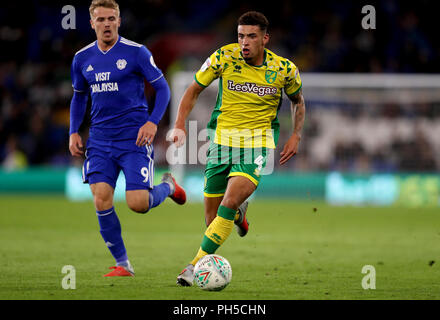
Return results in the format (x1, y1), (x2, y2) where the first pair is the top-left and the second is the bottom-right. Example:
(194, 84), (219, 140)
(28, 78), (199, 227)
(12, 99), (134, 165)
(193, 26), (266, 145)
(90, 7), (121, 46)
(238, 25), (269, 65)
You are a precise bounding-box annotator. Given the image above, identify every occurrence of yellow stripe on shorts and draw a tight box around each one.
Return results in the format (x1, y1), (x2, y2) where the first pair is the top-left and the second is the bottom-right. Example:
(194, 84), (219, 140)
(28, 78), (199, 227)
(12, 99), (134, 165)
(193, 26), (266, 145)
(204, 192), (225, 198)
(228, 172), (259, 186)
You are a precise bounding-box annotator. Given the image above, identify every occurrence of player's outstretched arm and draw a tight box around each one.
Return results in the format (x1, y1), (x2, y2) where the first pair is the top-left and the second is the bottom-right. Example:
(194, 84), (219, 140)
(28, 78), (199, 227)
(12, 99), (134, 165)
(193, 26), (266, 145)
(279, 90), (306, 165)
(169, 81), (205, 147)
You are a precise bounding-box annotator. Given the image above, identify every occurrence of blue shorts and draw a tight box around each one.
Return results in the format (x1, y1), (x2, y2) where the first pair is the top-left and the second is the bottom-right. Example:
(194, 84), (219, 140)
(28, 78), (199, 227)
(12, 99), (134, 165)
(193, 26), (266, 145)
(82, 138), (154, 191)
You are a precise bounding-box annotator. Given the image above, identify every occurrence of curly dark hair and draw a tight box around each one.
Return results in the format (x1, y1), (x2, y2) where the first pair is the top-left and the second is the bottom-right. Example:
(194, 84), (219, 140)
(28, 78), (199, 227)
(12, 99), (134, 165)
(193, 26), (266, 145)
(237, 11), (269, 32)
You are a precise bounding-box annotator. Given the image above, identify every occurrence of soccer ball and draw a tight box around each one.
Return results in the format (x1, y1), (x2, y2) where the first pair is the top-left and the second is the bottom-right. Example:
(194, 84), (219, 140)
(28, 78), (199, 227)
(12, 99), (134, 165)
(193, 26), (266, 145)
(194, 254), (232, 291)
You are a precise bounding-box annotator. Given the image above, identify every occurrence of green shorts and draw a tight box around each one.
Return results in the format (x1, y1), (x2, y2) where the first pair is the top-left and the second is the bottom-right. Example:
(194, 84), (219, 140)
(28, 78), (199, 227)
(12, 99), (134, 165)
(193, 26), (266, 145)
(203, 143), (268, 197)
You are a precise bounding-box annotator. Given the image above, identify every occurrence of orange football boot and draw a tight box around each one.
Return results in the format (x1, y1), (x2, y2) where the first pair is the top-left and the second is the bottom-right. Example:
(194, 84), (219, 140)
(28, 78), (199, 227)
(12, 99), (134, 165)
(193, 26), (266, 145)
(162, 173), (186, 205)
(103, 266), (134, 277)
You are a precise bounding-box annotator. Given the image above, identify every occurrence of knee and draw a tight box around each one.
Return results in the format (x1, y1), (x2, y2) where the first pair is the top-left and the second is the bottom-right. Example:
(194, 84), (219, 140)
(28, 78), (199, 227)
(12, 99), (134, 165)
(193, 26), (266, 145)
(91, 183), (115, 211)
(220, 197), (240, 211)
(94, 194), (113, 212)
(127, 199), (149, 214)
(126, 190), (150, 214)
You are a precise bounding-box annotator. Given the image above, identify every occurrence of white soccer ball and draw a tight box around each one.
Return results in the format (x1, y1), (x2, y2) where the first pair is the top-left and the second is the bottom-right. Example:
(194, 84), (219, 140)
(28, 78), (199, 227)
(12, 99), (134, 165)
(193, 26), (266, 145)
(194, 254), (232, 291)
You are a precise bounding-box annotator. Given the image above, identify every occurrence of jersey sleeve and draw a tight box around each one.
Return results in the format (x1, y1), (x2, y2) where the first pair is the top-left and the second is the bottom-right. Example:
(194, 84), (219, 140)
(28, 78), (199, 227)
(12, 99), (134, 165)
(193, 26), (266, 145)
(137, 46), (164, 84)
(284, 60), (302, 97)
(194, 49), (223, 88)
(71, 55), (88, 92)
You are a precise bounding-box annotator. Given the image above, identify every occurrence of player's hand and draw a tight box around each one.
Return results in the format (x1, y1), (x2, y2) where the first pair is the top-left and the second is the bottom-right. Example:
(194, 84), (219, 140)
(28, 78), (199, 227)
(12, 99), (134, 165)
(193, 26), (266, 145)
(168, 126), (187, 148)
(279, 133), (300, 165)
(136, 121), (157, 147)
(69, 133), (84, 157)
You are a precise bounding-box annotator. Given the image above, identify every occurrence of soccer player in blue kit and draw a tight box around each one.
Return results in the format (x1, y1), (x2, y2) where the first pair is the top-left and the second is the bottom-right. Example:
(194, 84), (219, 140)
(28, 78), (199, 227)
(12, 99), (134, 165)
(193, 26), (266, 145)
(69, 0), (186, 277)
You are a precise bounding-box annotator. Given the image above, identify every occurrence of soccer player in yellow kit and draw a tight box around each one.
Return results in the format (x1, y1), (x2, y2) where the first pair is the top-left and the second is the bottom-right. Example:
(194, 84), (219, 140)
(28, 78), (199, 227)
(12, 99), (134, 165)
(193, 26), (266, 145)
(170, 11), (306, 286)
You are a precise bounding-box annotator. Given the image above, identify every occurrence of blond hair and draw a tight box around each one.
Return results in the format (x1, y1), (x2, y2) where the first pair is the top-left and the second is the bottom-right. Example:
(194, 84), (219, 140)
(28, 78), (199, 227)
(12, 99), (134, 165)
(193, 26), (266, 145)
(89, 0), (120, 18)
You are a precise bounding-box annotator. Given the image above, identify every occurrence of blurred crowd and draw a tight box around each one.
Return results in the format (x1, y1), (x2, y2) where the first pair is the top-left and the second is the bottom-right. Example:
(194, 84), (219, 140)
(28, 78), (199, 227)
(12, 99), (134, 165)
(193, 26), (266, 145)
(0, 0), (438, 172)
(283, 101), (440, 173)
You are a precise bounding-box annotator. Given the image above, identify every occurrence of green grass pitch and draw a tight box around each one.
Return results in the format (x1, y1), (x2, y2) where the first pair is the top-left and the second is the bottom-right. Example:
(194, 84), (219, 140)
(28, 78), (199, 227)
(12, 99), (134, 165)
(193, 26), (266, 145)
(0, 195), (439, 300)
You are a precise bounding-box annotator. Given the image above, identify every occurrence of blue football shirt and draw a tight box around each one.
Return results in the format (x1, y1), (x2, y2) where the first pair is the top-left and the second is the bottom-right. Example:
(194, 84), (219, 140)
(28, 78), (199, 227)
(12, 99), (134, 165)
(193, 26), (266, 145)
(71, 36), (164, 140)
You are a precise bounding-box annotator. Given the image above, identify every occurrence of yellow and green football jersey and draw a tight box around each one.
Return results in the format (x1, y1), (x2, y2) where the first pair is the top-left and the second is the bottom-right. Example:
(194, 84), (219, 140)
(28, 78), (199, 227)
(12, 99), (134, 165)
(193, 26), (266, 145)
(195, 43), (302, 149)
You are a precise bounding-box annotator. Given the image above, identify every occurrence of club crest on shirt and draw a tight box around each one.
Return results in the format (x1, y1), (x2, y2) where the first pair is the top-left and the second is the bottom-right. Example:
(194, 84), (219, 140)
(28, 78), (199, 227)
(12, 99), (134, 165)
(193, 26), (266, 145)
(116, 59), (127, 70)
(265, 70), (277, 84)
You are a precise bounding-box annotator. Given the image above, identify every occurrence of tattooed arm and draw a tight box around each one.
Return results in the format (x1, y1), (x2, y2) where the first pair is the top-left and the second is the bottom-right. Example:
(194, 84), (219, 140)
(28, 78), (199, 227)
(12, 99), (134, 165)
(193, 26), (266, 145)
(279, 89), (306, 165)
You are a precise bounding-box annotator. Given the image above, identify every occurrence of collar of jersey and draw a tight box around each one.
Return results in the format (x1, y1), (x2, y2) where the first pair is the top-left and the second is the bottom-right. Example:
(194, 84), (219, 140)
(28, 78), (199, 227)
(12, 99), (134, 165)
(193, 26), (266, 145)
(96, 35), (120, 55)
(240, 49), (267, 68)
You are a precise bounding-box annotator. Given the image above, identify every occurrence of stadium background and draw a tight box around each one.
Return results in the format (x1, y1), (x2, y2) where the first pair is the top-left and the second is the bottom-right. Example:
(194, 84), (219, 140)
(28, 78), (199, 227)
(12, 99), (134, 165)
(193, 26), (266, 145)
(0, 0), (438, 206)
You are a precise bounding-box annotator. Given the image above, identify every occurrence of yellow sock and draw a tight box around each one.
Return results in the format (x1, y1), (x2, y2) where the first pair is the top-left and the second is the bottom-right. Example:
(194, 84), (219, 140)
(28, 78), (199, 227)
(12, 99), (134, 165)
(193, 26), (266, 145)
(190, 205), (236, 266)
(190, 248), (209, 266)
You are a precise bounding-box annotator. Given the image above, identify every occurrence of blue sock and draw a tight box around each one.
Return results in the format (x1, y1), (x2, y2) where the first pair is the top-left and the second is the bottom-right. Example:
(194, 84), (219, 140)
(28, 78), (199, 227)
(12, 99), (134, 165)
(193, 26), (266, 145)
(96, 207), (128, 264)
(147, 183), (171, 212)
